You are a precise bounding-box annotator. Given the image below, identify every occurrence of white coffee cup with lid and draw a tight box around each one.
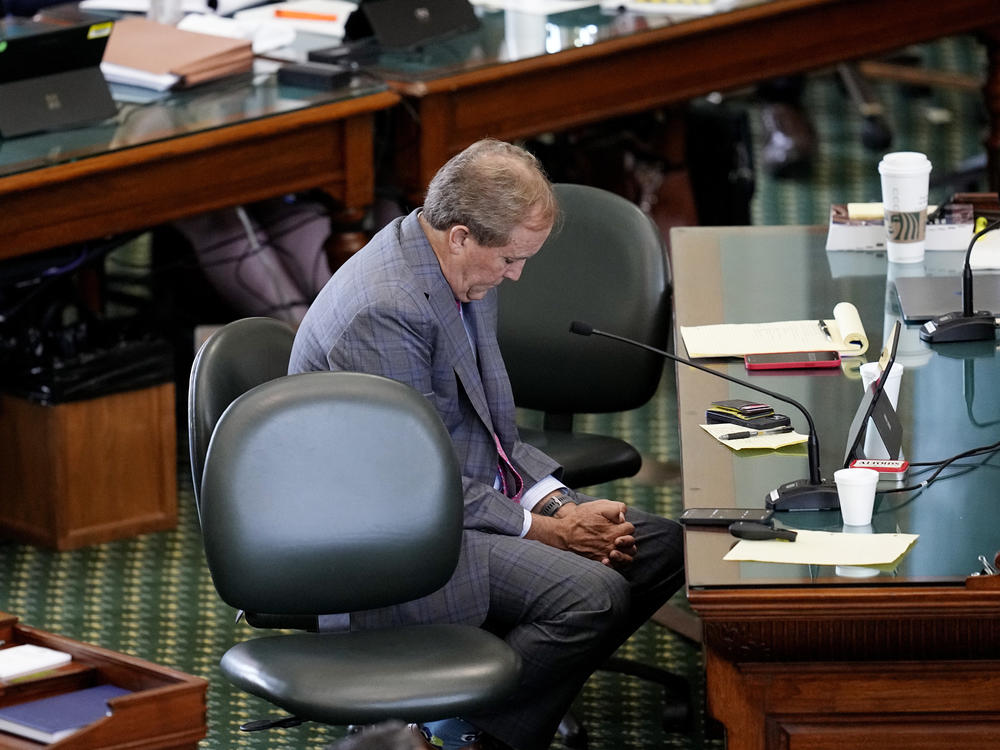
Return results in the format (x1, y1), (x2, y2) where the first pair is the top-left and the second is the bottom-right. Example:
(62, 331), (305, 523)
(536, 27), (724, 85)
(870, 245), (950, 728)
(878, 152), (932, 263)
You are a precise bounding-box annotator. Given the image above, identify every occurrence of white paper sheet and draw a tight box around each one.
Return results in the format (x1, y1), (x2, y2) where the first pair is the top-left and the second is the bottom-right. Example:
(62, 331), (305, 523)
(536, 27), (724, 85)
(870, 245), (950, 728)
(700, 423), (808, 451)
(724, 529), (918, 566)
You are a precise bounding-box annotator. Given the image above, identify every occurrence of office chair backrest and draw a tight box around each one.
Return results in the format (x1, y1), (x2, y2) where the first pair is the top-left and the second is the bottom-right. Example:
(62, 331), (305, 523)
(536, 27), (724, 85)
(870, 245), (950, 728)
(199, 371), (464, 616)
(498, 183), (671, 416)
(188, 317), (296, 515)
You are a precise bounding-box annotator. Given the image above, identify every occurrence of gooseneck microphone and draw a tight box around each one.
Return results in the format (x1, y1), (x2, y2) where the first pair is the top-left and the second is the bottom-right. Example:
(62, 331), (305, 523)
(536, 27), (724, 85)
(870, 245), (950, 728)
(920, 218), (1000, 343)
(569, 321), (841, 511)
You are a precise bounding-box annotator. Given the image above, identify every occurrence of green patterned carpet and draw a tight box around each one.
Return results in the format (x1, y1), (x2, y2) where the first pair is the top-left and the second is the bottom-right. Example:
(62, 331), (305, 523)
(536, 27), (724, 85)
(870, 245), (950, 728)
(0, 35), (987, 750)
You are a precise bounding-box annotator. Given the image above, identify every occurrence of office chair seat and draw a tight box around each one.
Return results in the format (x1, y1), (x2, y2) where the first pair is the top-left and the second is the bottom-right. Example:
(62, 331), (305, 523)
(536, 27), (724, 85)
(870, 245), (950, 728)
(222, 626), (520, 725)
(516, 427), (640, 489)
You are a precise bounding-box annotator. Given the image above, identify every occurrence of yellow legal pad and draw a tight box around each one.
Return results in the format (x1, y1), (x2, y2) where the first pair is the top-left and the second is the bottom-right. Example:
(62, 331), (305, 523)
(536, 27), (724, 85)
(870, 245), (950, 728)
(724, 529), (918, 566)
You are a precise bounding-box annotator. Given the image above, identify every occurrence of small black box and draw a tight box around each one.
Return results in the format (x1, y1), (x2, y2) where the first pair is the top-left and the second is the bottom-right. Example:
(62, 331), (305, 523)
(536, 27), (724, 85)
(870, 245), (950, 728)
(277, 62), (354, 90)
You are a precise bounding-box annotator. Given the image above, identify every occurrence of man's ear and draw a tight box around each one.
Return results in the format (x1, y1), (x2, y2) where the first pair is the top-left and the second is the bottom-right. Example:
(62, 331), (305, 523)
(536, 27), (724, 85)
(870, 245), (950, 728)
(447, 225), (470, 253)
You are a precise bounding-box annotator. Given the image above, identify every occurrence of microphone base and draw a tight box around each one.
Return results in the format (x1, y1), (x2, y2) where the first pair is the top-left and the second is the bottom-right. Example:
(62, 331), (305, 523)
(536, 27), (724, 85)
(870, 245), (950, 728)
(765, 479), (840, 511)
(920, 310), (997, 343)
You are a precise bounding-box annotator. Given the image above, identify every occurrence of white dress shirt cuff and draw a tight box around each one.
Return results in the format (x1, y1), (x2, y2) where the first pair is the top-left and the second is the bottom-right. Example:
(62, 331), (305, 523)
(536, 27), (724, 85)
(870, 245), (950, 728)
(517, 475), (569, 537)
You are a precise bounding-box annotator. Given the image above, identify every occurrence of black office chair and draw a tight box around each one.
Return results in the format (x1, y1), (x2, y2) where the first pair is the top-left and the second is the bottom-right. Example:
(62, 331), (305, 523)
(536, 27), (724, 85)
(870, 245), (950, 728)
(199, 371), (522, 733)
(497, 184), (689, 747)
(188, 316), (322, 632)
(188, 316), (296, 517)
(497, 182), (672, 489)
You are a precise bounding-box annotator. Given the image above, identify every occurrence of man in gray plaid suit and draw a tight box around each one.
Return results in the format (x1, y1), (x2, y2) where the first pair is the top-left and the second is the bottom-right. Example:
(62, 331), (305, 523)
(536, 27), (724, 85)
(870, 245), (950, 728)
(290, 139), (684, 750)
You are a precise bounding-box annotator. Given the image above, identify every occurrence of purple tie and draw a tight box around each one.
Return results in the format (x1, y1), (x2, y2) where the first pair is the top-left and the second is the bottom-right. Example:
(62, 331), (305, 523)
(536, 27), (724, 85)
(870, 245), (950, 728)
(457, 300), (522, 500)
(494, 434), (523, 500)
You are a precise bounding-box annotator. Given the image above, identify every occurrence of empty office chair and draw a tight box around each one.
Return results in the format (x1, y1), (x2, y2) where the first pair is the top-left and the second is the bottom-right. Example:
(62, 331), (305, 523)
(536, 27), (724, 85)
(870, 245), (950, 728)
(497, 182), (672, 489)
(187, 316), (296, 516)
(188, 315), (323, 632)
(199, 371), (522, 733)
(497, 183), (687, 748)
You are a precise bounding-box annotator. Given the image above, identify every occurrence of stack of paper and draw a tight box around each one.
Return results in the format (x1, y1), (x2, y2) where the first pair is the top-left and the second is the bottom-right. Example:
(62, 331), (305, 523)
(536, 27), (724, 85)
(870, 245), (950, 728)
(101, 16), (254, 91)
(0, 644), (71, 681)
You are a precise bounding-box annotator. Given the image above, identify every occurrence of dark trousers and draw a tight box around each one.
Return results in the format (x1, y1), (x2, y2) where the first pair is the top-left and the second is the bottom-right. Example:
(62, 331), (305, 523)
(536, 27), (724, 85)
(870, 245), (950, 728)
(466, 508), (685, 750)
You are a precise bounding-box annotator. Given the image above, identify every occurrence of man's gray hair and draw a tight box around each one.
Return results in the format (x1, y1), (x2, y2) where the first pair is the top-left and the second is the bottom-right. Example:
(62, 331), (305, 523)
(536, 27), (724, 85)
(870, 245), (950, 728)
(422, 139), (559, 247)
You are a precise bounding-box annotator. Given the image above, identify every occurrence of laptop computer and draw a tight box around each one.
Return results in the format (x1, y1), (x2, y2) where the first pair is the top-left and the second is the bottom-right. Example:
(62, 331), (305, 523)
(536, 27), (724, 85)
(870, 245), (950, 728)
(893, 274), (1000, 324)
(359, 0), (479, 49)
(310, 0), (479, 65)
(0, 16), (118, 138)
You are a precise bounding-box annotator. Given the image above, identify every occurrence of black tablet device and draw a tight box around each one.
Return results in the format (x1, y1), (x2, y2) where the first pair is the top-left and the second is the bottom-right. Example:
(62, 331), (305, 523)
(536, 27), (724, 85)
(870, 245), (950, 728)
(0, 14), (117, 138)
(843, 320), (902, 467)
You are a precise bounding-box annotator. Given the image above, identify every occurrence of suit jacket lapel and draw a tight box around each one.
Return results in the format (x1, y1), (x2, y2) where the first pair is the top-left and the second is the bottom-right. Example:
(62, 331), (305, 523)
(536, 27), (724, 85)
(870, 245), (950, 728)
(404, 213), (495, 435)
(468, 292), (517, 448)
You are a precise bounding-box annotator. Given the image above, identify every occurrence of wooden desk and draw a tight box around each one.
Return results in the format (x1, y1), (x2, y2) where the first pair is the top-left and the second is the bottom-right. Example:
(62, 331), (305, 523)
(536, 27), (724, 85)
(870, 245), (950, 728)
(370, 0), (1000, 203)
(671, 225), (1000, 749)
(0, 72), (396, 549)
(0, 73), (398, 261)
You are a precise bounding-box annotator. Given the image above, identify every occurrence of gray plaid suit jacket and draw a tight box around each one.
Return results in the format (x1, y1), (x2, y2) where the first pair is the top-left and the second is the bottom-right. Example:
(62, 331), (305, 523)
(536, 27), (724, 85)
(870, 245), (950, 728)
(289, 210), (565, 629)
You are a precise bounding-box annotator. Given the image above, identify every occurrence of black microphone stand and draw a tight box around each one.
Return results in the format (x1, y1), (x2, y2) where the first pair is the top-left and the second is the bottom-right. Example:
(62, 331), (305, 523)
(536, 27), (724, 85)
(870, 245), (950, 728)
(569, 322), (840, 511)
(920, 218), (1000, 343)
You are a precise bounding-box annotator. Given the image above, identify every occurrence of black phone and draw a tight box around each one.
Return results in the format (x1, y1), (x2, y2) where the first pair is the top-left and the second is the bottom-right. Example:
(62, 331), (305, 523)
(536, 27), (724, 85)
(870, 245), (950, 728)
(679, 507), (775, 526)
(705, 398), (792, 430)
(705, 411), (791, 430)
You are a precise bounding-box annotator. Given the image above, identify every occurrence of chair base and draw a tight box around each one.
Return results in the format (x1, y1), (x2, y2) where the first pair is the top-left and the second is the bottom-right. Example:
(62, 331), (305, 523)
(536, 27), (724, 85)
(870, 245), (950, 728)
(240, 715), (304, 732)
(604, 656), (691, 730)
(559, 657), (691, 748)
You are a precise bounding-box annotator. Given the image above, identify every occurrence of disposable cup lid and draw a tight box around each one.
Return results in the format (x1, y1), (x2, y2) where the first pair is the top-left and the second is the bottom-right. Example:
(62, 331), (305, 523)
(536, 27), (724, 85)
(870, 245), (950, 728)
(878, 151), (932, 175)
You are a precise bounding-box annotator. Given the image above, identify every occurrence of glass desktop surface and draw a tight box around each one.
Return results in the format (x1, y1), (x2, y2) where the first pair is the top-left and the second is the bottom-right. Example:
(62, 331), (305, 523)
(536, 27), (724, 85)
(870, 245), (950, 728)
(0, 64), (387, 179)
(318, 1), (768, 82)
(672, 226), (1000, 589)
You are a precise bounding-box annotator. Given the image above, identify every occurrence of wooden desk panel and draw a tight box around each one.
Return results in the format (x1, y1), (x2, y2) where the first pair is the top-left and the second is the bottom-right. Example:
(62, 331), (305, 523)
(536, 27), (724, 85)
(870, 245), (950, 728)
(386, 0), (1000, 202)
(0, 91), (398, 261)
(0, 613), (207, 749)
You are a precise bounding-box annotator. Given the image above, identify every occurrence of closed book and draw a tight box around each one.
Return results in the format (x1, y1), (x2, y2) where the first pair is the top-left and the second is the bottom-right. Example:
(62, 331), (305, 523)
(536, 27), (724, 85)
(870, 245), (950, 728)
(0, 684), (131, 743)
(0, 644), (71, 681)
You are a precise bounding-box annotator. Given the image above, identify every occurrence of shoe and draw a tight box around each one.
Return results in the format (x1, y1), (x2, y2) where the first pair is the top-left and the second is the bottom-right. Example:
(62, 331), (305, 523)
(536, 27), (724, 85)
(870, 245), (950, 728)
(408, 723), (439, 749)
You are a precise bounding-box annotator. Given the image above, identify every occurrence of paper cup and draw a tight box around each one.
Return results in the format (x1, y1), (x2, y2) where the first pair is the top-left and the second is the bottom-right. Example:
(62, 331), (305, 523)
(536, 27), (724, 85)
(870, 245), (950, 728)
(834, 467), (880, 526)
(878, 152), (932, 264)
